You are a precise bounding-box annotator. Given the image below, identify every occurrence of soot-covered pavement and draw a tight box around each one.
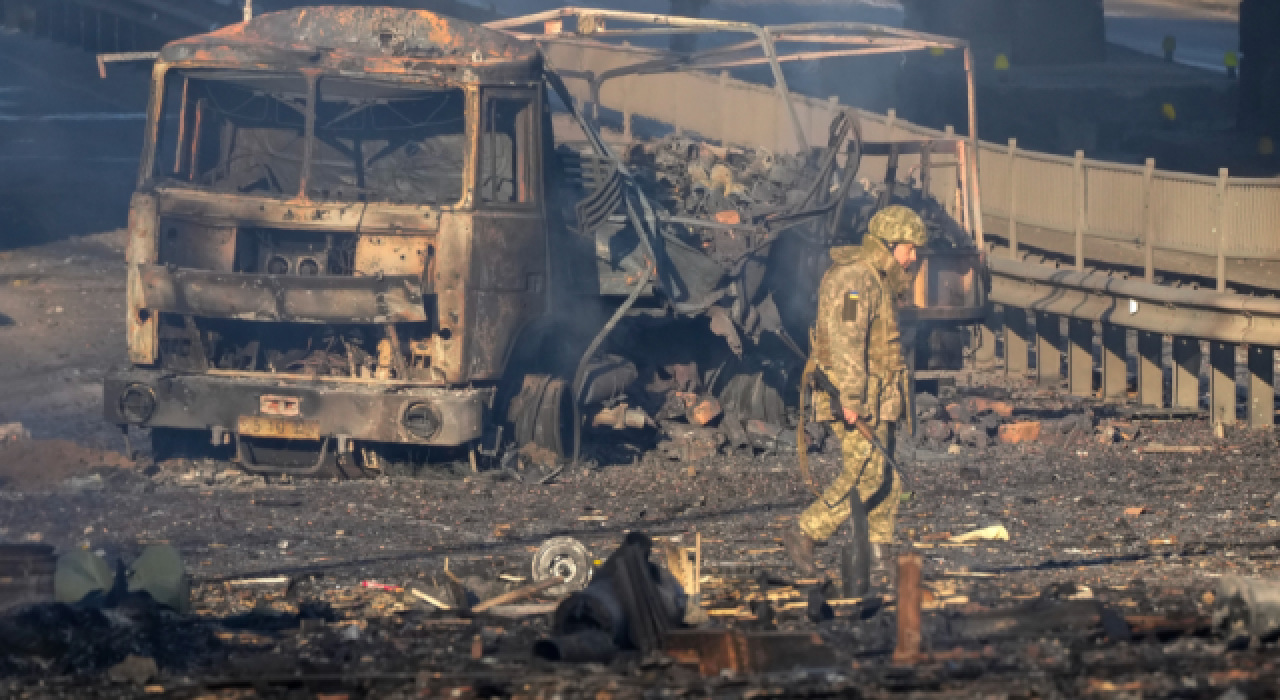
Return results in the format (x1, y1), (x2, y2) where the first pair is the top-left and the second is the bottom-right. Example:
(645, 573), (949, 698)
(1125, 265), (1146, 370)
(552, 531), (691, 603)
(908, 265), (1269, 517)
(4, 384), (1280, 698)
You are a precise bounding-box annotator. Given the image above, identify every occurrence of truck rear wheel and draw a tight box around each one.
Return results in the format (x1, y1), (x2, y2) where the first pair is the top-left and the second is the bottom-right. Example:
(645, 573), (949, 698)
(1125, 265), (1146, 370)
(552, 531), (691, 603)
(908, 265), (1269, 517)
(718, 370), (788, 427)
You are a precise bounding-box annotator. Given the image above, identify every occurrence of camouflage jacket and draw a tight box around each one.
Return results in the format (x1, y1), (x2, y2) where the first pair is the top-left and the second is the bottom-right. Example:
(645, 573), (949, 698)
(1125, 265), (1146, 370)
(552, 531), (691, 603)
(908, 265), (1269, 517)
(811, 236), (910, 425)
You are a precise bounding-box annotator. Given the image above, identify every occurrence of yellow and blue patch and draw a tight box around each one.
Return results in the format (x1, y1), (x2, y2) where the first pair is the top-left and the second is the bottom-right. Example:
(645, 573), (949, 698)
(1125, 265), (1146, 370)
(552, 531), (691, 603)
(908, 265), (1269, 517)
(842, 289), (860, 322)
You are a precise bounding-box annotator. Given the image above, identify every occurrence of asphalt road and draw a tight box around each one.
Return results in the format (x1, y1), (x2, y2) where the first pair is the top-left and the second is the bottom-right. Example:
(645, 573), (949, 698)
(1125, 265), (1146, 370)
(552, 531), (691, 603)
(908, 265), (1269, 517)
(1106, 0), (1239, 73)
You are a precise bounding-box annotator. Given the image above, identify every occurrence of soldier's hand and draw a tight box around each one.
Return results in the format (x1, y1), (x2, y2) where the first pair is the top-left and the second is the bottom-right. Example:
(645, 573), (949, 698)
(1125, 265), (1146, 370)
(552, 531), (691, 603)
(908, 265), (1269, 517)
(842, 407), (860, 425)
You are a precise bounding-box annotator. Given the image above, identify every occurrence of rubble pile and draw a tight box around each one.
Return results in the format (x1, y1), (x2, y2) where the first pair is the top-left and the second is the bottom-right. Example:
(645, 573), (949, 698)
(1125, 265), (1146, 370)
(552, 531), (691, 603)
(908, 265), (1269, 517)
(913, 385), (1144, 455)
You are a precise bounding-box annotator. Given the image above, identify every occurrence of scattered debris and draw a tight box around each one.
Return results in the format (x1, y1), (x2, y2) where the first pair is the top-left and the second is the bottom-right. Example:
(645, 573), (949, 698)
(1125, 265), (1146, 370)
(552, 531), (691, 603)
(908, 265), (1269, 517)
(664, 629), (837, 675)
(950, 525), (1010, 543)
(409, 588), (452, 610)
(1213, 575), (1280, 641)
(0, 422), (30, 442)
(473, 576), (564, 614)
(228, 576), (289, 588)
(548, 532), (687, 659)
(689, 397), (722, 427)
(532, 537), (594, 596)
(658, 425), (725, 462)
(1144, 443), (1208, 453)
(893, 554), (923, 664)
(107, 655), (158, 685)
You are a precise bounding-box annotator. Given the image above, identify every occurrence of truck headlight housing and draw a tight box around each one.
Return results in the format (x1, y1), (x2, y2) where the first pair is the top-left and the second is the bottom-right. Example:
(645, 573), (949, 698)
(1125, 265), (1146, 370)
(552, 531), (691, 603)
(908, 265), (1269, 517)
(403, 402), (441, 440)
(119, 384), (157, 424)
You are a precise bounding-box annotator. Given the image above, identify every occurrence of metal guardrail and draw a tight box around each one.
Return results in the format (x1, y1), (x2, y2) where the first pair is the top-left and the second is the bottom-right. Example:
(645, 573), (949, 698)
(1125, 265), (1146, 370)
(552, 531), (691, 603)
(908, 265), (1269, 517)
(982, 257), (1277, 429)
(979, 142), (1280, 292)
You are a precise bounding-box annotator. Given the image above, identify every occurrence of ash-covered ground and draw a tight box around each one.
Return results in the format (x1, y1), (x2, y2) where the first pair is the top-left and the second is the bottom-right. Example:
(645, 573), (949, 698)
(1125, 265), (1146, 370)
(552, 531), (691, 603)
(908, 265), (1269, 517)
(4, 310), (1280, 698)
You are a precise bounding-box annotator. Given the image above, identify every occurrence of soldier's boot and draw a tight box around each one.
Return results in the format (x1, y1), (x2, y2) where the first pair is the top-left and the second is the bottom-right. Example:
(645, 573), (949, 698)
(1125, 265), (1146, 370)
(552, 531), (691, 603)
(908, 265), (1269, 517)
(783, 525), (819, 578)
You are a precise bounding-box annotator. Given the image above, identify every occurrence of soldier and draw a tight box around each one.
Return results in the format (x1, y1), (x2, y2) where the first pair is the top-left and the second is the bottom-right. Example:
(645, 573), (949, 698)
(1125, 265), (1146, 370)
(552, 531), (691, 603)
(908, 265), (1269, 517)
(784, 205), (927, 577)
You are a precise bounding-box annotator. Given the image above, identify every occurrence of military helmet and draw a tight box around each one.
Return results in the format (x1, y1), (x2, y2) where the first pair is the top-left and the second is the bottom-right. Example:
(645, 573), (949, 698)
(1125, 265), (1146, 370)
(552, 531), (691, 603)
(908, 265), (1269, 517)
(868, 205), (928, 247)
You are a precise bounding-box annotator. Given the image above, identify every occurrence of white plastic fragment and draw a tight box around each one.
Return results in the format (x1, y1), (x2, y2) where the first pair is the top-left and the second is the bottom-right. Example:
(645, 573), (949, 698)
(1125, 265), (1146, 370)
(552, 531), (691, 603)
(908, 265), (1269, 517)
(950, 525), (1010, 543)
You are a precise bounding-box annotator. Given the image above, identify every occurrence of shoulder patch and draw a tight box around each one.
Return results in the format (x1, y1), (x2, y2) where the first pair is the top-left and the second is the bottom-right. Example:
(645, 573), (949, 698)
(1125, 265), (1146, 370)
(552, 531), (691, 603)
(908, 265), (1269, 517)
(842, 289), (860, 322)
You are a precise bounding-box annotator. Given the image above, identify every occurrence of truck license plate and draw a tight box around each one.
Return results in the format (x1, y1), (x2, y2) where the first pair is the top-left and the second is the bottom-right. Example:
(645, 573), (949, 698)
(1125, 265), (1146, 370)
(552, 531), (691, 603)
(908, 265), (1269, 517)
(237, 416), (320, 440)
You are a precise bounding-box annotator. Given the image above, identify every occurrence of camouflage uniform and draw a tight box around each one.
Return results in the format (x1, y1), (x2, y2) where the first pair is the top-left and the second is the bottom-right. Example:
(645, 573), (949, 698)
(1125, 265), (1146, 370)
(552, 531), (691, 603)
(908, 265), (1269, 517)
(798, 208), (919, 545)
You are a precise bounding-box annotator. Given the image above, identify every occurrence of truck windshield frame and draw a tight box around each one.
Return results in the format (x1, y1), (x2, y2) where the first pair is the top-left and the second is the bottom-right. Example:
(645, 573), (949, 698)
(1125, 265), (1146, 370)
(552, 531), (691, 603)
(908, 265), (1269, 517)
(148, 67), (470, 207)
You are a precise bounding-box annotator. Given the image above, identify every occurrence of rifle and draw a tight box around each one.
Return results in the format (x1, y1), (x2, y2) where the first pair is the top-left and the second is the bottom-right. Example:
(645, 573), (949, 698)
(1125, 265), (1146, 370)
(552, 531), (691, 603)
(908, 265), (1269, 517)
(810, 365), (911, 487)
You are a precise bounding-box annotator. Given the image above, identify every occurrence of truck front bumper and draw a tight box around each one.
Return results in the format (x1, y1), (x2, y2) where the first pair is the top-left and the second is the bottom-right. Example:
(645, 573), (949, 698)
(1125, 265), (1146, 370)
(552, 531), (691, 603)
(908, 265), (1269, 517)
(104, 370), (492, 447)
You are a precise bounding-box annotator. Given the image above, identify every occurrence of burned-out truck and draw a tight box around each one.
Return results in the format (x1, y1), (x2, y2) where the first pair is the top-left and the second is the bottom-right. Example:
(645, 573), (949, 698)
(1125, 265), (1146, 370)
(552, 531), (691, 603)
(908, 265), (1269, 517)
(103, 7), (987, 474)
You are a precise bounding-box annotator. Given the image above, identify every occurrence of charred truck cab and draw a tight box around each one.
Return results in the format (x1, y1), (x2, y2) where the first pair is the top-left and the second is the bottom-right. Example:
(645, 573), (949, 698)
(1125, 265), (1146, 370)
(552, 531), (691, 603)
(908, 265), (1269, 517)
(105, 9), (549, 472)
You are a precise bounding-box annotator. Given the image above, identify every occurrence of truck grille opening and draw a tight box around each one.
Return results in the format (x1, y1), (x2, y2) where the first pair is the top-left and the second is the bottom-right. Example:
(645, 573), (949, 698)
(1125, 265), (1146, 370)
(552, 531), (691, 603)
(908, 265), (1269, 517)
(236, 229), (358, 276)
(157, 315), (439, 381)
(157, 223), (359, 276)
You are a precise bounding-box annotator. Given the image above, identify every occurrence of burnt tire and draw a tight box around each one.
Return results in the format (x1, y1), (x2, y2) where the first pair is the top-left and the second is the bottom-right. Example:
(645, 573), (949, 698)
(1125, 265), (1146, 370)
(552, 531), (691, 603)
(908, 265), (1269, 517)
(506, 374), (573, 458)
(718, 370), (787, 427)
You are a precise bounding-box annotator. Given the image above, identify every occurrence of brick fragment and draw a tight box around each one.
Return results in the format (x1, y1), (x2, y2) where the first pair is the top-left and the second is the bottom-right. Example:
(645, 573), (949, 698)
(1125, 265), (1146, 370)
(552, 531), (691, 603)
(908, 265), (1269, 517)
(997, 421), (1041, 444)
(944, 403), (971, 423)
(690, 397), (722, 426)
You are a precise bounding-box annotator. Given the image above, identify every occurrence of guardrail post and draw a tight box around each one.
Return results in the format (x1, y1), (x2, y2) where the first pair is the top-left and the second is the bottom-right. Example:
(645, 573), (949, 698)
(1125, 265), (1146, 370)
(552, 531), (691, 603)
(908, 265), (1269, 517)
(1209, 341), (1237, 426)
(1007, 138), (1019, 259)
(1142, 158), (1156, 283)
(973, 308), (1000, 368)
(1067, 318), (1094, 397)
(1248, 346), (1275, 429)
(1101, 324), (1128, 401)
(1035, 312), (1063, 385)
(1172, 337), (1202, 410)
(1216, 167), (1229, 293)
(1073, 150), (1085, 272)
(1137, 332), (1164, 407)
(1004, 307), (1030, 377)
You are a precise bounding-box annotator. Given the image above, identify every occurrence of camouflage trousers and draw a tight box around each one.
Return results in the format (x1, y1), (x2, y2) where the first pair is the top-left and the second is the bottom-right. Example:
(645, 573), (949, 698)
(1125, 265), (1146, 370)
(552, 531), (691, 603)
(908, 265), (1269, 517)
(797, 421), (901, 544)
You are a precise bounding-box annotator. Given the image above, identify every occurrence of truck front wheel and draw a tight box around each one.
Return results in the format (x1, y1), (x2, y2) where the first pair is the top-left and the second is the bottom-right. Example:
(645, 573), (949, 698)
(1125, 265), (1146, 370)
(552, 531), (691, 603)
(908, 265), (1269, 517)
(504, 374), (573, 458)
